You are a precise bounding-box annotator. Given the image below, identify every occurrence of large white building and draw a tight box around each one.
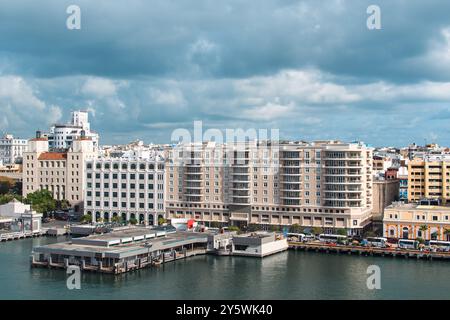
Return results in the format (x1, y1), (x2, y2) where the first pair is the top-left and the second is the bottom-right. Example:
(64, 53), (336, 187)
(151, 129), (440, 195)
(0, 134), (28, 165)
(48, 110), (99, 150)
(84, 148), (166, 225)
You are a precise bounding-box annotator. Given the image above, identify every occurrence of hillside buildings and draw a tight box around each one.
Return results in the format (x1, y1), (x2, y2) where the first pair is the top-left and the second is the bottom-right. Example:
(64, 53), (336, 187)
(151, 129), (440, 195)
(0, 134), (28, 165)
(48, 110), (99, 150)
(22, 132), (96, 212)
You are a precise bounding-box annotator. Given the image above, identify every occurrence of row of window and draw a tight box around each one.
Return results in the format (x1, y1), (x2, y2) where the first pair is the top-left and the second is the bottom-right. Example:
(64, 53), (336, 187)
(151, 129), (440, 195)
(86, 162), (164, 170)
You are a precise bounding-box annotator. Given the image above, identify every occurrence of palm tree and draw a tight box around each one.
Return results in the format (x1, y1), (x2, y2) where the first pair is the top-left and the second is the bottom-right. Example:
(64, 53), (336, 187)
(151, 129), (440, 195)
(444, 228), (450, 241)
(419, 225), (429, 239)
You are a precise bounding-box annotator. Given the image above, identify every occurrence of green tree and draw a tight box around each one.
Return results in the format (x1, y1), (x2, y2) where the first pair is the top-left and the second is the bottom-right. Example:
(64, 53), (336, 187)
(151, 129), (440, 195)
(81, 214), (92, 223)
(158, 217), (167, 226)
(57, 199), (71, 210)
(210, 221), (221, 228)
(129, 217), (138, 225)
(247, 224), (260, 232)
(0, 177), (15, 195)
(336, 228), (348, 236)
(0, 193), (22, 205)
(289, 224), (303, 234)
(419, 225), (429, 239)
(24, 189), (56, 216)
(312, 227), (324, 235)
(227, 226), (240, 232)
(111, 216), (122, 223)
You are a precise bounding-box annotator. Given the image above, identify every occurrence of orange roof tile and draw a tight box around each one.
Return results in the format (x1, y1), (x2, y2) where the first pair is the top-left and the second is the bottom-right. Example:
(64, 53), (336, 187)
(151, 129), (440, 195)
(38, 152), (67, 160)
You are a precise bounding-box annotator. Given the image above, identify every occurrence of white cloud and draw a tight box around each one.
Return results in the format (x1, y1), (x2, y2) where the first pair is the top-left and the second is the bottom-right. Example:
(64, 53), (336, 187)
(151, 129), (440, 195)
(81, 77), (119, 97)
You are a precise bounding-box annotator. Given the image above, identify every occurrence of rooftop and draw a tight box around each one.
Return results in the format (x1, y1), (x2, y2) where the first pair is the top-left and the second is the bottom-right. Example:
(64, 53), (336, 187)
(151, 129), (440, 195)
(38, 152), (67, 160)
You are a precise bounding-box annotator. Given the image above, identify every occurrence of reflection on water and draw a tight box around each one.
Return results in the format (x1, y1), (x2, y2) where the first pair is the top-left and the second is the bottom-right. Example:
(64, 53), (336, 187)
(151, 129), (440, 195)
(1, 237), (449, 299)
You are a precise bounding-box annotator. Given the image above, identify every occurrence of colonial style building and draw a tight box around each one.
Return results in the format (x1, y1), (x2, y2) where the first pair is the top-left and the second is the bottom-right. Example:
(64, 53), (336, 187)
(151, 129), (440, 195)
(383, 202), (450, 241)
(165, 140), (373, 235)
(22, 132), (96, 212)
(83, 149), (166, 225)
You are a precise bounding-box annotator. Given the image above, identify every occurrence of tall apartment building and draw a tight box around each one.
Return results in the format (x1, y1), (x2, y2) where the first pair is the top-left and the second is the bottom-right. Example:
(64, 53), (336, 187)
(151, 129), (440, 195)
(48, 110), (99, 150)
(408, 157), (450, 204)
(22, 132), (97, 212)
(83, 149), (166, 225)
(165, 140), (373, 235)
(0, 134), (28, 165)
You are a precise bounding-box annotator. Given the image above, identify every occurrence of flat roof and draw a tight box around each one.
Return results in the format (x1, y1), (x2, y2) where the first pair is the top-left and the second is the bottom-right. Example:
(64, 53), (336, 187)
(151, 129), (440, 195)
(33, 230), (208, 259)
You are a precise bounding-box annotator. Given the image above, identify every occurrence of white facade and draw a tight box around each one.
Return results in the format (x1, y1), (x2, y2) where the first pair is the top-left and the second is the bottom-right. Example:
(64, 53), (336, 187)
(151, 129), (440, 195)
(48, 111), (99, 150)
(84, 150), (166, 225)
(0, 134), (28, 164)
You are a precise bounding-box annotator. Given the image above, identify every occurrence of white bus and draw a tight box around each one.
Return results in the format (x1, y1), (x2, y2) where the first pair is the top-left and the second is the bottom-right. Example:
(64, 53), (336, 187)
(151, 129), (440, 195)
(319, 234), (348, 244)
(398, 239), (418, 249)
(366, 237), (388, 248)
(427, 240), (450, 252)
(286, 233), (306, 242)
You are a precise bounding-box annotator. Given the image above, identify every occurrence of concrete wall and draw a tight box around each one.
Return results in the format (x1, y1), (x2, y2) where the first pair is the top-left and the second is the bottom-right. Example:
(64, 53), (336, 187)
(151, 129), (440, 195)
(372, 180), (400, 221)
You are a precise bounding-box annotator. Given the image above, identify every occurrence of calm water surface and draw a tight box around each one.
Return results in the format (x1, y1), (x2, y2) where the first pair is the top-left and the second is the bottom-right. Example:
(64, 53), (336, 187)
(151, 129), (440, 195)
(0, 236), (449, 300)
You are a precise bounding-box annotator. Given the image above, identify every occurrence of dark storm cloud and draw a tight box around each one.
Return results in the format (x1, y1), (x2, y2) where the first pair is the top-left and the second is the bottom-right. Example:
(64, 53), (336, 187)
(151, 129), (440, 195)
(1, 0), (450, 146)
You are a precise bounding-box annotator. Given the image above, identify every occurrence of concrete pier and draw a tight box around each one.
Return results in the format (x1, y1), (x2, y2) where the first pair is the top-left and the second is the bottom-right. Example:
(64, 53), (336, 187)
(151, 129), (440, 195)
(288, 242), (450, 261)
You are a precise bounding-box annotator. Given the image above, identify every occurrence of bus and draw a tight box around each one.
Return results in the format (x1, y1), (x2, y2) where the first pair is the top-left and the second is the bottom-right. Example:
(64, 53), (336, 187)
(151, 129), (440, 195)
(366, 237), (388, 248)
(426, 240), (450, 252)
(398, 239), (418, 250)
(319, 234), (348, 244)
(286, 233), (306, 242)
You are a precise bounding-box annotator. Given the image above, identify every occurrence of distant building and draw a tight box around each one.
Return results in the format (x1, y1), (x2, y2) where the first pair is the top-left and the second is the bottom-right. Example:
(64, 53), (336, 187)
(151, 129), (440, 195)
(397, 166), (408, 201)
(372, 179), (399, 222)
(383, 202), (450, 241)
(22, 132), (96, 212)
(408, 158), (450, 204)
(0, 134), (28, 165)
(48, 110), (99, 150)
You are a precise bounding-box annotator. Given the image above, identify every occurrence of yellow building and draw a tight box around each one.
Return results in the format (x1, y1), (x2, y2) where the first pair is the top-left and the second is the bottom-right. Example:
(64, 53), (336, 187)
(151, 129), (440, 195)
(383, 202), (450, 241)
(408, 158), (450, 204)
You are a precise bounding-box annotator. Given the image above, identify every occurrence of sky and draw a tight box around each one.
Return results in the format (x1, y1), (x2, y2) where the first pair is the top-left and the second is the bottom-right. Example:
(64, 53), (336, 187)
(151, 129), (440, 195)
(1, 0), (450, 147)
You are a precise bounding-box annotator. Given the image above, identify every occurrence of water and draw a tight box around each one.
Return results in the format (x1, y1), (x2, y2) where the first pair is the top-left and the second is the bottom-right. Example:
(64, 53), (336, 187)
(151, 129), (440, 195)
(0, 236), (449, 300)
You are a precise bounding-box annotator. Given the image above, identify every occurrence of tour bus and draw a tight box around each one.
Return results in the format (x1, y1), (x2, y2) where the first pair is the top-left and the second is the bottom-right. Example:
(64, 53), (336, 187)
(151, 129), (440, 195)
(319, 234), (348, 244)
(426, 240), (450, 252)
(398, 239), (419, 250)
(286, 233), (306, 242)
(366, 237), (388, 248)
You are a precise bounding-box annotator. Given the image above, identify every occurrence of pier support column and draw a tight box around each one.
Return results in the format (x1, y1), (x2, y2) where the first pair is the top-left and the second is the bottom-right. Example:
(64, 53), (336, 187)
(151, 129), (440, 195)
(48, 257), (52, 268)
(64, 258), (69, 268)
(81, 260), (86, 270)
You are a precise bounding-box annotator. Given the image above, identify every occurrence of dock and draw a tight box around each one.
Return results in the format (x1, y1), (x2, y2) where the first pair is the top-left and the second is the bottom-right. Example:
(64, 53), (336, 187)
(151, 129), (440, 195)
(0, 231), (46, 242)
(31, 227), (208, 274)
(288, 242), (450, 261)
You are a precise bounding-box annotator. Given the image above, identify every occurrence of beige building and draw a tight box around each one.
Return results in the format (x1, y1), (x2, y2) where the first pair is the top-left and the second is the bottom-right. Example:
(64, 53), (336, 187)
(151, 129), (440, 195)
(22, 133), (96, 212)
(165, 140), (373, 235)
(383, 202), (450, 241)
(408, 158), (450, 204)
(372, 179), (399, 220)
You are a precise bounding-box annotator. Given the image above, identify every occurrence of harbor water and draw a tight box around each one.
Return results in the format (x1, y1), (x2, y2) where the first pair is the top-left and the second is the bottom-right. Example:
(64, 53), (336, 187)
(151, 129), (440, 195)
(0, 236), (449, 300)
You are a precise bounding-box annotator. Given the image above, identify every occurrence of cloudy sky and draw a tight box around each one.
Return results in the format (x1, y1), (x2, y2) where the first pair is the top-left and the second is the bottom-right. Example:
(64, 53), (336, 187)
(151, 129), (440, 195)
(1, 0), (450, 147)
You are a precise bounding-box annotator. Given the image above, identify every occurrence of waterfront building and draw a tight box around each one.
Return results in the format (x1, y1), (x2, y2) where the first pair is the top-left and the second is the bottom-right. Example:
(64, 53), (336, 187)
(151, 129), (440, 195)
(22, 132), (97, 212)
(83, 148), (166, 225)
(165, 140), (373, 235)
(383, 202), (450, 241)
(48, 110), (99, 150)
(0, 134), (28, 165)
(407, 156), (450, 204)
(0, 199), (42, 233)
